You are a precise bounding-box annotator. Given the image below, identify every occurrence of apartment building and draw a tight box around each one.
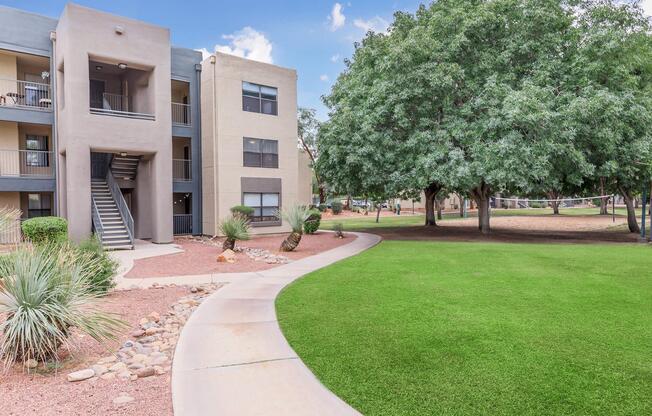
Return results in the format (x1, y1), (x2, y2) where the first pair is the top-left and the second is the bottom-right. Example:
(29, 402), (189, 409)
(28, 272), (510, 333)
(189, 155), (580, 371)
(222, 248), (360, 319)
(0, 4), (311, 248)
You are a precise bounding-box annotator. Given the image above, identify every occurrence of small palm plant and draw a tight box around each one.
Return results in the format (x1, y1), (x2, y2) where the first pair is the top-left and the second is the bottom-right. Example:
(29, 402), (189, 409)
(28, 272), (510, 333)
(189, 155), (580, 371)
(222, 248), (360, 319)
(0, 244), (127, 367)
(279, 205), (311, 252)
(218, 214), (251, 251)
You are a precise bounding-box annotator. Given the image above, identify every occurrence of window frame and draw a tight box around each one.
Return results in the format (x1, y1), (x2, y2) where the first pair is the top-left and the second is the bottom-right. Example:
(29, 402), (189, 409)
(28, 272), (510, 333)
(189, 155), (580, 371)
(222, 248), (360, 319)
(242, 192), (280, 223)
(242, 81), (278, 116)
(27, 193), (52, 218)
(243, 138), (279, 168)
(25, 135), (49, 167)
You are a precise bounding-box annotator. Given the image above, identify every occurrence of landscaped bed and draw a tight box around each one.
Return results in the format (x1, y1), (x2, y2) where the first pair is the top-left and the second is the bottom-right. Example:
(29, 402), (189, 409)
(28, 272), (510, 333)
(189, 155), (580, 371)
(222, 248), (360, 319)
(0, 285), (215, 415)
(125, 231), (356, 278)
(277, 240), (652, 415)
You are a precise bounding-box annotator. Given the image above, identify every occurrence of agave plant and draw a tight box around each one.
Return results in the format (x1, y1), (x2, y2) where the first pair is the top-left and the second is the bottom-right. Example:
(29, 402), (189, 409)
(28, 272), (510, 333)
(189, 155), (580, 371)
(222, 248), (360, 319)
(218, 214), (251, 251)
(0, 244), (127, 368)
(279, 205), (311, 252)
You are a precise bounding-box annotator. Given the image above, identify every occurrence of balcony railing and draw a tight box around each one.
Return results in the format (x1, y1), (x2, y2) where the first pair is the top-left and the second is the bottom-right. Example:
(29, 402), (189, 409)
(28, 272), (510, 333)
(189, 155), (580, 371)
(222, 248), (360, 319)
(173, 214), (193, 235)
(173, 159), (192, 181)
(0, 149), (54, 178)
(90, 92), (154, 121)
(172, 102), (191, 126)
(0, 79), (52, 111)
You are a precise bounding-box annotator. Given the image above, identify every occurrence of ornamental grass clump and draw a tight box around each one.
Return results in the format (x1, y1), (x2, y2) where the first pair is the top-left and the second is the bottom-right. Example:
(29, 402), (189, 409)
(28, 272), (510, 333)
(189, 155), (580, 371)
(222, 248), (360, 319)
(0, 244), (127, 368)
(218, 215), (251, 250)
(279, 205), (311, 252)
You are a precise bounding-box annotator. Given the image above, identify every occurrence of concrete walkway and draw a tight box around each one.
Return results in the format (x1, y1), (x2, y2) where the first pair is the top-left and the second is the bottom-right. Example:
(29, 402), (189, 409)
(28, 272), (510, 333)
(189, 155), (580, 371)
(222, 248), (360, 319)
(170, 232), (381, 415)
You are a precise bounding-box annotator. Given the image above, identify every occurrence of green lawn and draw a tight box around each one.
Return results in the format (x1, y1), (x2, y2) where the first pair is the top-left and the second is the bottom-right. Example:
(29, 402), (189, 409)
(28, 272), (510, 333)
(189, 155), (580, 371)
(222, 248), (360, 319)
(277, 241), (652, 415)
(320, 207), (634, 231)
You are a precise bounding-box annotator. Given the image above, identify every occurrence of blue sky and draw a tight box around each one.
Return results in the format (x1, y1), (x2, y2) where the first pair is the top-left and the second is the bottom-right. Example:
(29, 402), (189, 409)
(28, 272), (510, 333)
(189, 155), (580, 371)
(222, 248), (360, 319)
(4, 1), (423, 119)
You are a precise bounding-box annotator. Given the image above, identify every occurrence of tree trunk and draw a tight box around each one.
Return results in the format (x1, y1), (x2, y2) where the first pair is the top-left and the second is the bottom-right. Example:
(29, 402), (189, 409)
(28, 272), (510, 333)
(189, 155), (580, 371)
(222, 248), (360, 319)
(547, 191), (560, 215)
(435, 199), (442, 220)
(618, 186), (640, 233)
(280, 232), (302, 252)
(458, 194), (465, 217)
(471, 182), (491, 234)
(318, 185), (326, 204)
(222, 238), (235, 251)
(375, 204), (382, 223)
(345, 195), (351, 210)
(600, 177), (609, 215)
(424, 183), (441, 226)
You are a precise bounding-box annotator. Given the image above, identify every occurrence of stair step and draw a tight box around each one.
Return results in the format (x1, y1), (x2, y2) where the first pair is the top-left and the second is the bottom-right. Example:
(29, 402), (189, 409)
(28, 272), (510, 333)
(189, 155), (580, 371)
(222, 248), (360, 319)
(104, 245), (133, 251)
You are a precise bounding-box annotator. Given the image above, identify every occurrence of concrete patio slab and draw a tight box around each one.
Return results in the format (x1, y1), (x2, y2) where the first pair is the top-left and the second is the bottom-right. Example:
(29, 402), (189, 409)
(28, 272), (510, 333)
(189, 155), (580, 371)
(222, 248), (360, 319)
(172, 232), (381, 415)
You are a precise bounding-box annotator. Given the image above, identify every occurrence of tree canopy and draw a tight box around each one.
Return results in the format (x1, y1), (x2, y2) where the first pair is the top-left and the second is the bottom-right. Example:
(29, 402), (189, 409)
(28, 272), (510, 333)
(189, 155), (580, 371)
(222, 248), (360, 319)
(317, 0), (652, 233)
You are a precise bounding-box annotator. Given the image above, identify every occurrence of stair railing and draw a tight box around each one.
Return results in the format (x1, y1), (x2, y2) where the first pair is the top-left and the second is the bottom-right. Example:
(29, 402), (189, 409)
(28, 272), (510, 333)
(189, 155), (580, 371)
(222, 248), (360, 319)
(91, 195), (105, 243)
(106, 170), (134, 245)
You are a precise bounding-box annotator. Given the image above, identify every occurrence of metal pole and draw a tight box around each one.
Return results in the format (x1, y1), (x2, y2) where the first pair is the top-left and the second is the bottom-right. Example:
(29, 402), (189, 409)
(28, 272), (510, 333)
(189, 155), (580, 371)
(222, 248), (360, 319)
(612, 194), (615, 223)
(641, 186), (647, 239)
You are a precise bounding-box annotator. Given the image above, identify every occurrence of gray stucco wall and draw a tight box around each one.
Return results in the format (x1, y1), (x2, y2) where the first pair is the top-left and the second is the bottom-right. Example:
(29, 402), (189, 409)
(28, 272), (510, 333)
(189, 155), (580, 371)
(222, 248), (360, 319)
(0, 6), (57, 56)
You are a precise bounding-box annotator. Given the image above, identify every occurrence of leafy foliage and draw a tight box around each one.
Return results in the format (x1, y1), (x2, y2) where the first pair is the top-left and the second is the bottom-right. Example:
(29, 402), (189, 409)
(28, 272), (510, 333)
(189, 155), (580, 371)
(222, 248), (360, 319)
(76, 235), (118, 294)
(21, 217), (68, 245)
(279, 205), (311, 234)
(303, 209), (322, 234)
(0, 244), (127, 366)
(219, 215), (251, 250)
(230, 205), (255, 217)
(331, 201), (343, 215)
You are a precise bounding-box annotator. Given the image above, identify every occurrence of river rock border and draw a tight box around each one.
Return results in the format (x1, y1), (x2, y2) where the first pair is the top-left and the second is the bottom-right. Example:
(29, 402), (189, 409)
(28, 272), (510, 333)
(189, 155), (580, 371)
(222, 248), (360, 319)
(66, 283), (223, 383)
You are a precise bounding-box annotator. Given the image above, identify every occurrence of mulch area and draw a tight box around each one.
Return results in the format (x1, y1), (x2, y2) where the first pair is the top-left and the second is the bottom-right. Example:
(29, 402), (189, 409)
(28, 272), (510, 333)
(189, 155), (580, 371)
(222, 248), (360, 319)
(366, 215), (641, 244)
(125, 231), (356, 279)
(0, 286), (190, 416)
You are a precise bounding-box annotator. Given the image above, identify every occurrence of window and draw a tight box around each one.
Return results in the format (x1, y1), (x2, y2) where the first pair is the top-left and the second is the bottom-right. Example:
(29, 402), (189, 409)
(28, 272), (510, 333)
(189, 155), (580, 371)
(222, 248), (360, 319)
(243, 192), (279, 223)
(243, 138), (278, 168)
(25, 135), (49, 167)
(27, 193), (51, 218)
(242, 81), (277, 115)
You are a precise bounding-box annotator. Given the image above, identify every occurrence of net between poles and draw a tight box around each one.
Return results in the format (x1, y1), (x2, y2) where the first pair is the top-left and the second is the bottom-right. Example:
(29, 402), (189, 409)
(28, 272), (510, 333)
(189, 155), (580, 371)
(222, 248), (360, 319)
(489, 194), (617, 222)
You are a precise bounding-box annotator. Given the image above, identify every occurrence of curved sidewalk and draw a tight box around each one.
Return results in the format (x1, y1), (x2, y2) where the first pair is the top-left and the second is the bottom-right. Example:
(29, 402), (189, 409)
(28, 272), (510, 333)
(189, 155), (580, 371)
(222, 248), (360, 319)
(171, 232), (381, 415)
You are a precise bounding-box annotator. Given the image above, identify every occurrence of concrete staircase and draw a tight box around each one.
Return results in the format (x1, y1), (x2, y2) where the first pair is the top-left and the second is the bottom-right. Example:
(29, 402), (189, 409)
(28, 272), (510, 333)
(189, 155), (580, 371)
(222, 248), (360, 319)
(91, 179), (133, 250)
(110, 155), (140, 180)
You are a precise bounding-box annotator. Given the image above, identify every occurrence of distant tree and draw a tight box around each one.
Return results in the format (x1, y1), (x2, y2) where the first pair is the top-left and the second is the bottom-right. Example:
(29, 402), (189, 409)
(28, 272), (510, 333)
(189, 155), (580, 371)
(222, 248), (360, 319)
(297, 107), (326, 203)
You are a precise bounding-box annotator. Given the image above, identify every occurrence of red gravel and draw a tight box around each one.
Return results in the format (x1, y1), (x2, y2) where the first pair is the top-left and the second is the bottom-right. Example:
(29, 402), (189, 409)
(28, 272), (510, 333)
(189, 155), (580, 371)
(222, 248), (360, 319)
(0, 286), (189, 416)
(125, 231), (356, 279)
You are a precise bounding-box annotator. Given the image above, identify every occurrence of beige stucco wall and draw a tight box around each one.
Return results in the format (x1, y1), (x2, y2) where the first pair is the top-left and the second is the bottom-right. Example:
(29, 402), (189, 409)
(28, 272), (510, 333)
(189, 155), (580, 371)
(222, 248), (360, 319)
(201, 52), (305, 235)
(0, 191), (20, 210)
(55, 4), (173, 243)
(0, 52), (18, 97)
(0, 121), (19, 176)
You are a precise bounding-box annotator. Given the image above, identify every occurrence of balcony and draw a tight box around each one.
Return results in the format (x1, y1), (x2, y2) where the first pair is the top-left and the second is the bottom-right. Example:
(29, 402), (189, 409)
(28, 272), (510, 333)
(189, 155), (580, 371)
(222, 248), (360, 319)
(0, 149), (54, 178)
(173, 214), (193, 235)
(173, 158), (192, 181)
(171, 102), (191, 126)
(0, 79), (52, 111)
(88, 59), (155, 121)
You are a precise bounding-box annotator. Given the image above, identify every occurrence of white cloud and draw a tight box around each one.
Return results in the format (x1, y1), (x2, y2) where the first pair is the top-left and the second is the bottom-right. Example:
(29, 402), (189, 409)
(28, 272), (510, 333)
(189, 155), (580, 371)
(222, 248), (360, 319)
(641, 0), (652, 16)
(328, 3), (346, 31)
(197, 27), (273, 64)
(330, 54), (340, 63)
(353, 16), (390, 33)
(320, 74), (329, 82)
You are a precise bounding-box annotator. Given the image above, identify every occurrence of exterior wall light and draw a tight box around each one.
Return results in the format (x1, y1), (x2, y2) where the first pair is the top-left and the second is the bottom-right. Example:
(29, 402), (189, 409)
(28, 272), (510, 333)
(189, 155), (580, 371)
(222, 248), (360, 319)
(118, 63), (128, 70)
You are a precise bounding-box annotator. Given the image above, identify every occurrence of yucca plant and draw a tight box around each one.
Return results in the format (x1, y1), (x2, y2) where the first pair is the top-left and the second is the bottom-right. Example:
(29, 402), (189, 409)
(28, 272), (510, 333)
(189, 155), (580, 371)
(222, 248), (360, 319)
(218, 214), (251, 250)
(0, 244), (127, 368)
(279, 205), (311, 252)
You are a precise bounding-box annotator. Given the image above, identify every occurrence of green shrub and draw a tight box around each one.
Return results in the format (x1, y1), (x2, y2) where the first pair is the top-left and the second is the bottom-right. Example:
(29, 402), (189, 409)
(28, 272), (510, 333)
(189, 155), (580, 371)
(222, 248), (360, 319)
(279, 205), (311, 252)
(21, 217), (68, 245)
(0, 244), (127, 366)
(317, 204), (327, 212)
(304, 209), (322, 234)
(230, 205), (255, 217)
(219, 215), (251, 250)
(76, 235), (118, 294)
(331, 201), (343, 215)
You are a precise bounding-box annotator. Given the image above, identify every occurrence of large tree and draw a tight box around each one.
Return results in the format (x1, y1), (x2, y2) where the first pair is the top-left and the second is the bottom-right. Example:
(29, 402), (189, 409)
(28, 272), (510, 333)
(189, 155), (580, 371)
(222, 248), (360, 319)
(297, 107), (326, 203)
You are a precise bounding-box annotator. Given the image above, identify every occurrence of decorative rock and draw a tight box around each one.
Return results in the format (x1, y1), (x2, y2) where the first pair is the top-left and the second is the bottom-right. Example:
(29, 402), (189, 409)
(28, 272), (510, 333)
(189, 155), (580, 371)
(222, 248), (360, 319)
(117, 370), (132, 380)
(135, 367), (155, 378)
(130, 329), (145, 338)
(217, 249), (236, 263)
(24, 359), (38, 369)
(128, 363), (145, 370)
(113, 394), (135, 406)
(148, 311), (161, 322)
(100, 372), (116, 380)
(98, 356), (117, 364)
(91, 364), (108, 376)
(145, 327), (161, 336)
(67, 368), (95, 382)
(109, 362), (127, 372)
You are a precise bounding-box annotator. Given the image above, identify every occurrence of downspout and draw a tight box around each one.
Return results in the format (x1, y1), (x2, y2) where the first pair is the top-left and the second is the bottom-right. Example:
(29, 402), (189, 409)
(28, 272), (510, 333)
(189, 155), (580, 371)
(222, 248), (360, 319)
(49, 31), (60, 216)
(210, 54), (217, 235)
(194, 62), (203, 235)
